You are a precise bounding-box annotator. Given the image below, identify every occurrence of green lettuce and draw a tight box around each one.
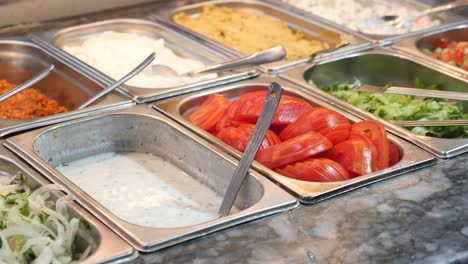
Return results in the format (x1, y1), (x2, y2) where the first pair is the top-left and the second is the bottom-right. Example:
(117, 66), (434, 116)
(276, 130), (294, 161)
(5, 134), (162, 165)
(321, 82), (467, 138)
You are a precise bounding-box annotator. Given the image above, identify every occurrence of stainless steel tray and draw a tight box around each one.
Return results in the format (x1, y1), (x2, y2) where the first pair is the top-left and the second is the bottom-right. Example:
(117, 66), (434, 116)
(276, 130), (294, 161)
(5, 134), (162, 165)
(154, 0), (371, 73)
(393, 22), (468, 79)
(0, 142), (137, 263)
(31, 18), (259, 103)
(278, 49), (468, 158)
(4, 105), (298, 252)
(0, 39), (131, 137)
(154, 76), (436, 204)
(270, 0), (466, 42)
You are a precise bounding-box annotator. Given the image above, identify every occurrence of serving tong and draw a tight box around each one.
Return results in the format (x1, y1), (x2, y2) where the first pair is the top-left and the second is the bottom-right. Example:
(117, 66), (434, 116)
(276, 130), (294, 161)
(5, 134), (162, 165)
(148, 46), (286, 77)
(370, 0), (468, 30)
(351, 82), (468, 101)
(0, 64), (54, 102)
(219, 82), (283, 216)
(350, 82), (468, 127)
(78, 52), (156, 109)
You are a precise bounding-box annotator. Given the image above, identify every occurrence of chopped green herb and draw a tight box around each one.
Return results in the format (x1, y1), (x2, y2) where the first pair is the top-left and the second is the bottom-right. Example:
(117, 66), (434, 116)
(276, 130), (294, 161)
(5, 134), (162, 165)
(79, 217), (92, 230)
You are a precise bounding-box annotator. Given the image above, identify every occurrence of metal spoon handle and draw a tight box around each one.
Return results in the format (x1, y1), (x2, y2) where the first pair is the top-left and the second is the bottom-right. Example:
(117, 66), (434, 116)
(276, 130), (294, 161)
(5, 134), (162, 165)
(406, 0), (468, 27)
(191, 46), (286, 76)
(0, 64), (54, 102)
(392, 119), (468, 127)
(309, 42), (350, 61)
(78, 52), (156, 109)
(419, 0), (468, 17)
(219, 82), (283, 216)
(385, 87), (468, 101)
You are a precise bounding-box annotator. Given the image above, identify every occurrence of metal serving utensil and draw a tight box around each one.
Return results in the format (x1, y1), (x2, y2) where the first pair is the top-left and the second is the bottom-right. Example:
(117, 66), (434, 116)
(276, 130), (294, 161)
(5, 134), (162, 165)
(350, 82), (468, 101)
(219, 82), (283, 216)
(370, 0), (468, 30)
(148, 46), (286, 77)
(308, 42), (350, 62)
(0, 64), (54, 102)
(78, 52), (156, 110)
(391, 119), (468, 127)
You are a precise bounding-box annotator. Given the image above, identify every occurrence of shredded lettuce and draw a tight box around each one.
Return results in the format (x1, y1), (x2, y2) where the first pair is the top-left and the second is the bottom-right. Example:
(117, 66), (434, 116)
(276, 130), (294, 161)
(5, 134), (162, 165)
(0, 172), (90, 264)
(321, 82), (468, 138)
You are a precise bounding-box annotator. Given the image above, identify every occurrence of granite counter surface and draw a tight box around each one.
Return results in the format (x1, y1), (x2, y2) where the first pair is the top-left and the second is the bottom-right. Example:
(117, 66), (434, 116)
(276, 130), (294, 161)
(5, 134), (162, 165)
(136, 154), (467, 264)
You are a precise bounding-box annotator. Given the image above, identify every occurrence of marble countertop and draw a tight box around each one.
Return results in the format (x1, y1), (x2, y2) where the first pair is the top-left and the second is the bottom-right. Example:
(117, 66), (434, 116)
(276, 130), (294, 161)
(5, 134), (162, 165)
(136, 154), (468, 264)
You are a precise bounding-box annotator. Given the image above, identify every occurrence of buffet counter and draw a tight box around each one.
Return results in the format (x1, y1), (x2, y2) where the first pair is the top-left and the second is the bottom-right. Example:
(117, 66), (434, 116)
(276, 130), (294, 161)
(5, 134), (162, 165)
(0, 0), (466, 263)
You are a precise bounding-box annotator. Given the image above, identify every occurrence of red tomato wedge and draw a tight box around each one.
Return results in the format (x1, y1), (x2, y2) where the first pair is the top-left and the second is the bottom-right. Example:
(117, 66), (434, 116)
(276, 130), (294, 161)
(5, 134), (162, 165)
(388, 141), (401, 167)
(326, 132), (378, 176)
(275, 158), (352, 182)
(256, 131), (333, 169)
(185, 94), (231, 132)
(351, 120), (389, 170)
(241, 95), (313, 130)
(318, 124), (351, 145)
(216, 124), (281, 152)
(279, 107), (351, 144)
(216, 91), (267, 131)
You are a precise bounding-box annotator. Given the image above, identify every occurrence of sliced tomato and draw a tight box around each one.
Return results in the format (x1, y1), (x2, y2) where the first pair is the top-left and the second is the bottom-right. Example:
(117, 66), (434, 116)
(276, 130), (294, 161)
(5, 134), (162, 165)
(256, 131), (333, 169)
(216, 91), (267, 131)
(216, 124), (281, 152)
(185, 94), (231, 132)
(279, 107), (350, 143)
(240, 95), (313, 130)
(351, 120), (389, 170)
(326, 132), (378, 176)
(319, 124), (351, 145)
(275, 158), (352, 182)
(388, 141), (401, 167)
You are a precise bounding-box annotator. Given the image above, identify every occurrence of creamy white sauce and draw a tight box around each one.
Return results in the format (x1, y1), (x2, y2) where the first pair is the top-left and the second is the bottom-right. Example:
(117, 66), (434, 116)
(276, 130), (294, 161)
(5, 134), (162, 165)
(284, 0), (440, 35)
(62, 31), (217, 88)
(56, 152), (223, 228)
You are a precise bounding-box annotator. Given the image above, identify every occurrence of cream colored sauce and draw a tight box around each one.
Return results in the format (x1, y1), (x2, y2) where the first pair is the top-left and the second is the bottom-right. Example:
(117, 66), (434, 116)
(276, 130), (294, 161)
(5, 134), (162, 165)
(62, 31), (217, 88)
(56, 152), (222, 228)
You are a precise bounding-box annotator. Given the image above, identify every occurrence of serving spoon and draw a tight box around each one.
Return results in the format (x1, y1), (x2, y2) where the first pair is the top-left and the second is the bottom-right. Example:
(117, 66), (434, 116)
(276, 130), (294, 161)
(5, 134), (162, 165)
(219, 82), (283, 216)
(0, 64), (54, 102)
(78, 52), (156, 110)
(371, 0), (468, 30)
(148, 46), (286, 77)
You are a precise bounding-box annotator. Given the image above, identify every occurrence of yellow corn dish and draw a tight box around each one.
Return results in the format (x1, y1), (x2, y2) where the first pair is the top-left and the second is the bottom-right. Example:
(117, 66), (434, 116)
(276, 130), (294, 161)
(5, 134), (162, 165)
(173, 5), (330, 60)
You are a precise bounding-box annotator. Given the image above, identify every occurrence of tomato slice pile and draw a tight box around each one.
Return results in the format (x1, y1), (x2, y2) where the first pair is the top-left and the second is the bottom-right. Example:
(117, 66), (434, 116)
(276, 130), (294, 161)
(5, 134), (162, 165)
(185, 91), (400, 182)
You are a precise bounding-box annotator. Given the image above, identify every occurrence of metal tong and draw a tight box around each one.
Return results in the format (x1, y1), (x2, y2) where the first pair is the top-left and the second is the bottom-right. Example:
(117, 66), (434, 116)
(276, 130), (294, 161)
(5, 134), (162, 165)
(219, 82), (283, 216)
(149, 45), (286, 77)
(391, 119), (468, 127)
(78, 52), (156, 109)
(0, 65), (54, 102)
(351, 83), (468, 101)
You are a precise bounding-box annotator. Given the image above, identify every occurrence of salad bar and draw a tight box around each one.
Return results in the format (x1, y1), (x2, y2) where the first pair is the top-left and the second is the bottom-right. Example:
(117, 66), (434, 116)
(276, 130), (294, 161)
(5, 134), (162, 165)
(0, 0), (466, 263)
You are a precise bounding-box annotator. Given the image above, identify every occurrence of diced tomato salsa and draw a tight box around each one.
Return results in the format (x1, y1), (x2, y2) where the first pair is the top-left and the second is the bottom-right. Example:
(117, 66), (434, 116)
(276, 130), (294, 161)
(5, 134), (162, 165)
(422, 38), (468, 71)
(0, 79), (68, 120)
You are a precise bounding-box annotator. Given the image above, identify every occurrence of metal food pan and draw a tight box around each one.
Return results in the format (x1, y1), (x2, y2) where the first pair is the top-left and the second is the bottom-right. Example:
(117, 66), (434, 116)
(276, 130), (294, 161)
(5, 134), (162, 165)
(155, 0), (371, 73)
(154, 76), (436, 204)
(0, 39), (131, 137)
(32, 18), (259, 103)
(0, 142), (137, 263)
(393, 23), (468, 79)
(270, 0), (465, 42)
(4, 105), (297, 252)
(278, 49), (468, 158)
